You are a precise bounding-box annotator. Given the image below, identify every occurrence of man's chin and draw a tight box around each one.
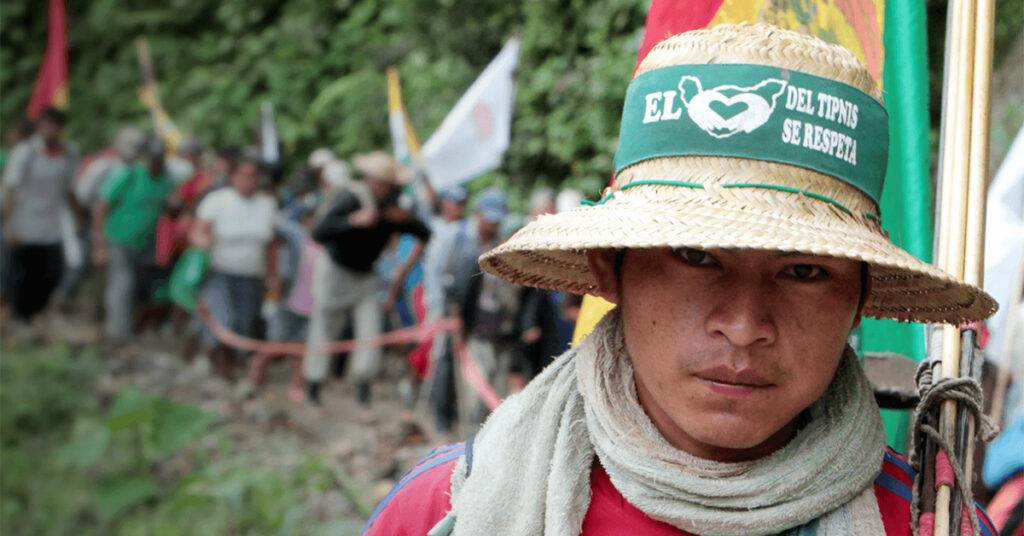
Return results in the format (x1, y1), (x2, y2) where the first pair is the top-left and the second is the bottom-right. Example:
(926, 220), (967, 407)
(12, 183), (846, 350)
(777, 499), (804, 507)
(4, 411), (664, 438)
(677, 418), (794, 459)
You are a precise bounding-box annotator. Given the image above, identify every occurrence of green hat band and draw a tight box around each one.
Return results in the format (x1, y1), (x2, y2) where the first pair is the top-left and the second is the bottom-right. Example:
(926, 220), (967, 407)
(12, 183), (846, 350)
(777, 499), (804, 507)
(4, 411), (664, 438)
(614, 64), (889, 204)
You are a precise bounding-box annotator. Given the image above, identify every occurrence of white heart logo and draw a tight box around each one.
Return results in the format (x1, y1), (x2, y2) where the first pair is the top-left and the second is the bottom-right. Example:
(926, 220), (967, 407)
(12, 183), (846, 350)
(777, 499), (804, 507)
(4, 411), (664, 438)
(677, 76), (788, 138)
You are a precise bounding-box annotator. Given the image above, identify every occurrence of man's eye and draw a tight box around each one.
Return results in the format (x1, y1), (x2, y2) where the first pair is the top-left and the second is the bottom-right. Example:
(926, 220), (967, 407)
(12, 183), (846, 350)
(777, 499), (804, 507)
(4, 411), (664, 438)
(674, 247), (718, 266)
(783, 264), (828, 280)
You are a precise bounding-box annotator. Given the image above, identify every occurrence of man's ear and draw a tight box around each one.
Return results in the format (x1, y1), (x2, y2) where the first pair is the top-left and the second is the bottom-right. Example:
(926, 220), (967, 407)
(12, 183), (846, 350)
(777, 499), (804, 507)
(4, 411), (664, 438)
(586, 248), (622, 304)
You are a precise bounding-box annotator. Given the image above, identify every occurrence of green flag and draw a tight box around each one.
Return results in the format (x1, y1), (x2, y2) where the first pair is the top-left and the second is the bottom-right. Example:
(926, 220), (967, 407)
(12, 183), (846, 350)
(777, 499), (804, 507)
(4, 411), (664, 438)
(860, 0), (933, 452)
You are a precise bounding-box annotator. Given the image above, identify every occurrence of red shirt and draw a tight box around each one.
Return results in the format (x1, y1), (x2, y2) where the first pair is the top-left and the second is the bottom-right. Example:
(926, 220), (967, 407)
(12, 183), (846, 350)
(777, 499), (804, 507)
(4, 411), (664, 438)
(178, 171), (213, 206)
(362, 444), (996, 536)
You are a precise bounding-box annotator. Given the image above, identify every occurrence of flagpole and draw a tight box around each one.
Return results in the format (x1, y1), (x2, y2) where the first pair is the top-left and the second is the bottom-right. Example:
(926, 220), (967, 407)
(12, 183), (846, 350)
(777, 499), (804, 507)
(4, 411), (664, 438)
(136, 37), (162, 127)
(957, 0), (996, 524)
(929, 0), (997, 530)
(931, 0), (976, 531)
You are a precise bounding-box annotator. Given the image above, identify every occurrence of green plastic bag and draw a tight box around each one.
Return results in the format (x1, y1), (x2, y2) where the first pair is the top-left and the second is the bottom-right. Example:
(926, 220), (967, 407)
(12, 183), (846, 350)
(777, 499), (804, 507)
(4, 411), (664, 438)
(168, 248), (210, 312)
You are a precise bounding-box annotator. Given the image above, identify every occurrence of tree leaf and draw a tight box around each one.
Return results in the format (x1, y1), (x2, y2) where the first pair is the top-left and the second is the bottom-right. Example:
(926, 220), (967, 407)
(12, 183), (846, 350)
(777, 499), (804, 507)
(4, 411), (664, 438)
(148, 397), (217, 457)
(97, 474), (159, 521)
(107, 387), (155, 431)
(56, 425), (112, 469)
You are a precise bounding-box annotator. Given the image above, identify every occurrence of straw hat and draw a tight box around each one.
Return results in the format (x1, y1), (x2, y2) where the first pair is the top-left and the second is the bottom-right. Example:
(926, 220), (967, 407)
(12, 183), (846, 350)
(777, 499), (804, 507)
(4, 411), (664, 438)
(480, 23), (996, 325)
(353, 150), (412, 184)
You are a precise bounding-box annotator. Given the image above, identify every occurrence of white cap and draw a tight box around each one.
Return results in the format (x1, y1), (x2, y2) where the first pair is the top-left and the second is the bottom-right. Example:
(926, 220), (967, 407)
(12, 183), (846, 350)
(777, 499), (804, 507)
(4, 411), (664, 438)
(322, 160), (352, 190)
(113, 127), (144, 160)
(308, 148), (337, 170)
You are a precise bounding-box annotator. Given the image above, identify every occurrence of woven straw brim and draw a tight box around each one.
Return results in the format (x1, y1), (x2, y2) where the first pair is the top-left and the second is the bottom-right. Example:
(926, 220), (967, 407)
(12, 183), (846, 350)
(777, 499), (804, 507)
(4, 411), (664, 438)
(479, 181), (996, 325)
(480, 24), (996, 325)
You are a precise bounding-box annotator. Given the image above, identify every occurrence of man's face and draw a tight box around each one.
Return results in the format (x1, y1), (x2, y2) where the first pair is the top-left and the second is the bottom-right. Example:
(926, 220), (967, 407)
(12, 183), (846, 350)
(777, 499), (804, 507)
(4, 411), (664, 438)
(146, 155), (165, 176)
(588, 247), (864, 462)
(368, 180), (395, 205)
(37, 118), (62, 145)
(440, 199), (465, 222)
(476, 213), (499, 243)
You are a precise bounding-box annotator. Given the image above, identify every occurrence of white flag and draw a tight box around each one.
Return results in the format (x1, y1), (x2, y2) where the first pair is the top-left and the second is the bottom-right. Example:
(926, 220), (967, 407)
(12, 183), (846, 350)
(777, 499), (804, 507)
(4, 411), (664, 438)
(261, 101), (280, 164)
(983, 125), (1024, 359)
(422, 37), (520, 189)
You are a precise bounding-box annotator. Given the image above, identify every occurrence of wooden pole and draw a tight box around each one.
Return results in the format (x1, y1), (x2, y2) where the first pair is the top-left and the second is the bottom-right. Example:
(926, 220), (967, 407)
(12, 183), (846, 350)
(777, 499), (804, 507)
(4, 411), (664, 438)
(135, 37), (165, 137)
(932, 0), (977, 531)
(965, 0), (995, 289)
(956, 1), (996, 530)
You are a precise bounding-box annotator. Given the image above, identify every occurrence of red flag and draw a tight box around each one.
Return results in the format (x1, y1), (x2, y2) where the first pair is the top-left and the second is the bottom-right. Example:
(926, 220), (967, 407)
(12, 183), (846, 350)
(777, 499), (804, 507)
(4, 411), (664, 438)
(27, 0), (68, 119)
(635, 0), (725, 70)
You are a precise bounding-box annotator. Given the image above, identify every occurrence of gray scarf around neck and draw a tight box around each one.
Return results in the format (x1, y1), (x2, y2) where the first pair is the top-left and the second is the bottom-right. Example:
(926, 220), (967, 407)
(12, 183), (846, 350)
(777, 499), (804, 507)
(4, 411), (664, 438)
(435, 309), (887, 535)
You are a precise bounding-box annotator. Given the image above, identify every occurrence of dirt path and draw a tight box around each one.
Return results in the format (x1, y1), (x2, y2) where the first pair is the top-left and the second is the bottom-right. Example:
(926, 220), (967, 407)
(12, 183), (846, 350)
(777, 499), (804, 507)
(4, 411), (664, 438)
(38, 310), (462, 521)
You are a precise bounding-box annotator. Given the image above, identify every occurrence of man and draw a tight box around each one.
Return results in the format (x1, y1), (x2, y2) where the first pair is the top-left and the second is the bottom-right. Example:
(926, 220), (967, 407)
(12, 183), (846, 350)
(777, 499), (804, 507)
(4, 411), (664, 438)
(421, 185), (470, 432)
(0, 116), (35, 312)
(446, 188), (515, 425)
(303, 151), (430, 406)
(2, 107), (79, 332)
(93, 136), (176, 342)
(363, 25), (998, 535)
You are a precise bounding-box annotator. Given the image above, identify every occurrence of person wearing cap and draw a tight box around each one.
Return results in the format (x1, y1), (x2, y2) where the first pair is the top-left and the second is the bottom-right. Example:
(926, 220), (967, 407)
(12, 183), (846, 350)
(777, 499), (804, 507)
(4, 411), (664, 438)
(363, 25), (999, 536)
(92, 136), (177, 342)
(443, 187), (516, 425)
(2, 107), (80, 332)
(303, 150), (431, 406)
(421, 185), (470, 432)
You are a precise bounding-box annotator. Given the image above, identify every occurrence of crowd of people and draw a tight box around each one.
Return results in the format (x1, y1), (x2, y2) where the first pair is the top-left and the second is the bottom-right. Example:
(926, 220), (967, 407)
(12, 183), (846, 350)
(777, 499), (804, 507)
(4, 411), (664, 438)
(0, 107), (585, 434)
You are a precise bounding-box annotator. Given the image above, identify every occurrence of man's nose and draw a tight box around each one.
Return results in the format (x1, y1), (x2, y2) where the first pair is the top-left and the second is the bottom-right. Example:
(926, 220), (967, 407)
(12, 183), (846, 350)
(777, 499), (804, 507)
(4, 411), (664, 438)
(704, 277), (778, 348)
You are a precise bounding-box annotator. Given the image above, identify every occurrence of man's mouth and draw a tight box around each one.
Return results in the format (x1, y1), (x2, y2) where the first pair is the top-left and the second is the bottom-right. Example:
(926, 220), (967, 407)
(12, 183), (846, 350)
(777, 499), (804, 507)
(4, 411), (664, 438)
(695, 366), (773, 398)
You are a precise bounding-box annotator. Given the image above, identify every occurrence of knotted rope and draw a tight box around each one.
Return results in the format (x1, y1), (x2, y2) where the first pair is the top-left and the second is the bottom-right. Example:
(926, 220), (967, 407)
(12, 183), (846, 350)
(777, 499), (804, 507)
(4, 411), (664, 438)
(909, 361), (998, 535)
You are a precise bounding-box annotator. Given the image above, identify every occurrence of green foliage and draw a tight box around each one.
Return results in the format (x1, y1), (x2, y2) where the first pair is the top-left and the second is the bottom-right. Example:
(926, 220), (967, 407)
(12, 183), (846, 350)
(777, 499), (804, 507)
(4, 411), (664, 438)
(1, 1), (1020, 201)
(0, 344), (103, 443)
(0, 345), (366, 534)
(0, 0), (647, 200)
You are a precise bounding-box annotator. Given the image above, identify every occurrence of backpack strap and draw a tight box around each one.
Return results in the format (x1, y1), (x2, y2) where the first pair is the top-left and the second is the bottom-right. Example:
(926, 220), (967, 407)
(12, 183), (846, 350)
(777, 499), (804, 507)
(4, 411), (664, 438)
(426, 437), (475, 536)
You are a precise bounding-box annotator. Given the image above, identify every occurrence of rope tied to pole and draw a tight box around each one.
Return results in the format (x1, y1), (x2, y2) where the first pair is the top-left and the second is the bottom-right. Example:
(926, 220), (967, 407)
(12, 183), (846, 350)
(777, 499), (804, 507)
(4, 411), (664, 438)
(909, 361), (998, 535)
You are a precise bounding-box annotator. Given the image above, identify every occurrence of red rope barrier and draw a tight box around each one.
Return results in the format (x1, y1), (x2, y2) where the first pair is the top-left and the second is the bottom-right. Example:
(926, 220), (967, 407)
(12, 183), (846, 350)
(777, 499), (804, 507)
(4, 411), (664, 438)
(196, 300), (502, 409)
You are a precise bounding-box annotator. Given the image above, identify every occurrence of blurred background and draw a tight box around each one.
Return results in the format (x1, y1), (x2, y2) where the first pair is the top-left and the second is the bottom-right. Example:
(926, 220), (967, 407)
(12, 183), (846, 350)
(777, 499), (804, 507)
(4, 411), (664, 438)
(0, 1), (1022, 535)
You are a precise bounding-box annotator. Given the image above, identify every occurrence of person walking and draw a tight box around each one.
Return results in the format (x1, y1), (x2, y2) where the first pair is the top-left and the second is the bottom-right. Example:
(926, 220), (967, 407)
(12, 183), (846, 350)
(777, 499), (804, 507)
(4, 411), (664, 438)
(92, 136), (176, 343)
(421, 186), (469, 432)
(445, 188), (514, 425)
(190, 156), (279, 378)
(2, 107), (79, 336)
(302, 151), (430, 406)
